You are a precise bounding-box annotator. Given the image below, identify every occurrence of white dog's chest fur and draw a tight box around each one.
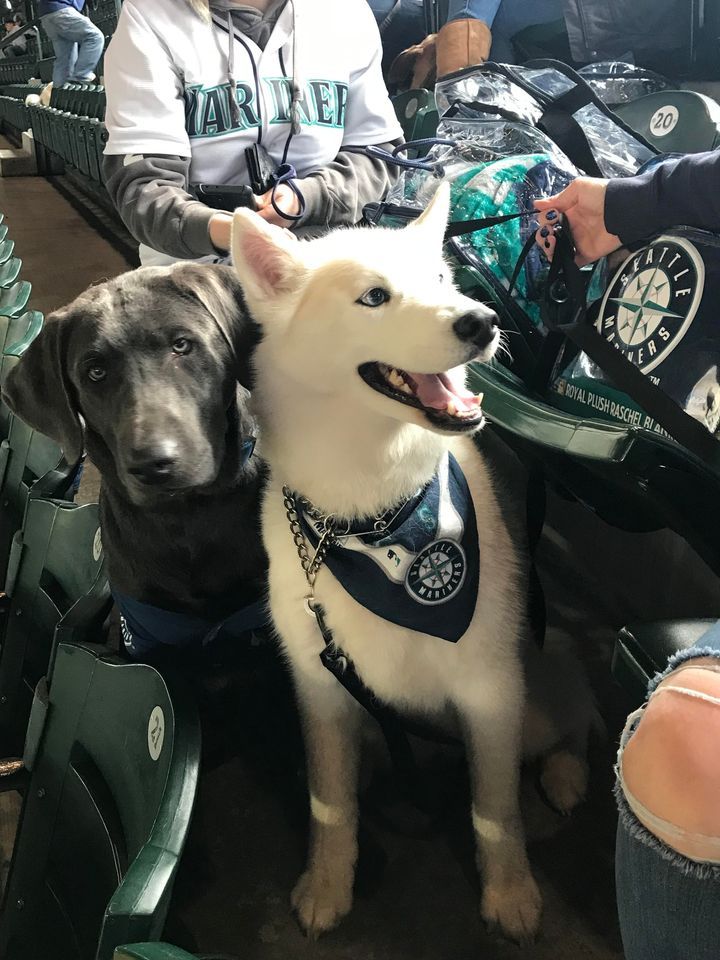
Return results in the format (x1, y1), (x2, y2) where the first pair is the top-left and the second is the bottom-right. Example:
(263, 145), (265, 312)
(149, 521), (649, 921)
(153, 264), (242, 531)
(263, 438), (525, 716)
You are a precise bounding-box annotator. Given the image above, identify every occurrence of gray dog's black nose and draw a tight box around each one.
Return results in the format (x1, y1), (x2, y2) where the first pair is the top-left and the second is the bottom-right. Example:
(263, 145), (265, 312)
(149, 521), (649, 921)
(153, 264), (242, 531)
(453, 310), (497, 349)
(127, 441), (178, 486)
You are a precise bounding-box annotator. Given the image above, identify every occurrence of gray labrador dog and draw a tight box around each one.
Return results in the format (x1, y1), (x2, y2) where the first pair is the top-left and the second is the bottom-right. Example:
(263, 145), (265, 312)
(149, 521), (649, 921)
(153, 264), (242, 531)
(3, 263), (267, 655)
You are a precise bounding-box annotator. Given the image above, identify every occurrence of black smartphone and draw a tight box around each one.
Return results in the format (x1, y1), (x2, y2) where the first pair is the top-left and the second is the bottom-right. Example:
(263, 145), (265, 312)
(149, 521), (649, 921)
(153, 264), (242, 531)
(245, 144), (276, 195)
(190, 183), (258, 212)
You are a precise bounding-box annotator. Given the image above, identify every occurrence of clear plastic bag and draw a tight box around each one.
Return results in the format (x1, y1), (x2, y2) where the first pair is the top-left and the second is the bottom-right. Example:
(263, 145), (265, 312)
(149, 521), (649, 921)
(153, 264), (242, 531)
(436, 63), (656, 180)
(505, 63), (655, 178)
(385, 134), (578, 327)
(578, 61), (673, 107)
(435, 69), (542, 125)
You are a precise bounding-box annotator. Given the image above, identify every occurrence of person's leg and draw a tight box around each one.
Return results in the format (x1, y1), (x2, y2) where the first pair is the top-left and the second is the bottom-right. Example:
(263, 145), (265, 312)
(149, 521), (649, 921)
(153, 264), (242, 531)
(615, 648), (720, 960)
(487, 0), (566, 62)
(63, 10), (104, 82)
(376, 0), (427, 67)
(41, 12), (77, 88)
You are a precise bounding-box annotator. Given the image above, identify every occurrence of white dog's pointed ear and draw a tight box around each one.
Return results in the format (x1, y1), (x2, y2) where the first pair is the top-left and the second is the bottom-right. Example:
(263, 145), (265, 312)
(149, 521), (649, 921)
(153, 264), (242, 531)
(409, 181), (450, 245)
(231, 209), (304, 305)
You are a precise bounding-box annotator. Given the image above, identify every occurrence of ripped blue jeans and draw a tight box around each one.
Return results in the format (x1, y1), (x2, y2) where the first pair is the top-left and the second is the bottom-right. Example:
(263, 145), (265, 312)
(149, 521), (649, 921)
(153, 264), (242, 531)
(615, 622), (720, 960)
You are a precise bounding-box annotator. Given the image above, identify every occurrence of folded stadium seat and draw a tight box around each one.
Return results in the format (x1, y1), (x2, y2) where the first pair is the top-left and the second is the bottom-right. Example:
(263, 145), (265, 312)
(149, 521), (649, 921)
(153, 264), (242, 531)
(115, 947), (198, 960)
(87, 84), (105, 120)
(0, 281), (31, 319)
(0, 240), (14, 265)
(0, 224), (7, 245)
(0, 636), (200, 960)
(612, 620), (717, 704)
(0, 413), (79, 591)
(85, 117), (104, 181)
(75, 116), (92, 178)
(0, 498), (110, 759)
(392, 89), (439, 145)
(0, 311), (44, 445)
(615, 90), (720, 153)
(0, 258), (22, 290)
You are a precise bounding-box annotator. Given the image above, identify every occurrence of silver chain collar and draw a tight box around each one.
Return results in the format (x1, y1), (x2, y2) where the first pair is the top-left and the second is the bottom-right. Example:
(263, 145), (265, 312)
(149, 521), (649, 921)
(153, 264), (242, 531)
(282, 485), (416, 615)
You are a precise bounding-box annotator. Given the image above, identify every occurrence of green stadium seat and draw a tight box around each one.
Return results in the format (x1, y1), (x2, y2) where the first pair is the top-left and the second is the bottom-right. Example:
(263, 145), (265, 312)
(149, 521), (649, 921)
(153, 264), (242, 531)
(0, 281), (31, 319)
(0, 499), (110, 757)
(0, 311), (45, 443)
(393, 89), (438, 144)
(115, 947), (198, 960)
(612, 620), (717, 703)
(0, 240), (14, 265)
(0, 638), (200, 960)
(0, 225), (8, 244)
(0, 412), (78, 582)
(467, 362), (720, 578)
(615, 90), (720, 153)
(0, 258), (21, 289)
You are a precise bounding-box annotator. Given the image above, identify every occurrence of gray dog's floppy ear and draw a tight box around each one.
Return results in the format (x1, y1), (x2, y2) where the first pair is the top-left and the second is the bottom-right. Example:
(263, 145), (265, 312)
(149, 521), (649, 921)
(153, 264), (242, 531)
(2, 308), (84, 462)
(171, 263), (258, 386)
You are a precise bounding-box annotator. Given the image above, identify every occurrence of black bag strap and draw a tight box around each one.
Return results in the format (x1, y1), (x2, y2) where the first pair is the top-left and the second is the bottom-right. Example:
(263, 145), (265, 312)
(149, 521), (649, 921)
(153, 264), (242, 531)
(545, 230), (720, 470)
(538, 86), (604, 178)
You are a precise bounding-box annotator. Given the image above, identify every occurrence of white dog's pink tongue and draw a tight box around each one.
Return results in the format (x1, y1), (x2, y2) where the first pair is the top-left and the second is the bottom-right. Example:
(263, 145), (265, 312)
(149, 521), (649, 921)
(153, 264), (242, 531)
(412, 372), (479, 412)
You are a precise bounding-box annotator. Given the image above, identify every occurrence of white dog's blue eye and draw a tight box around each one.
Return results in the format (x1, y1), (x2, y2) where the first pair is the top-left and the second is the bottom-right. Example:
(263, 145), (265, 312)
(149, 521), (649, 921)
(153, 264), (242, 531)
(358, 287), (390, 308)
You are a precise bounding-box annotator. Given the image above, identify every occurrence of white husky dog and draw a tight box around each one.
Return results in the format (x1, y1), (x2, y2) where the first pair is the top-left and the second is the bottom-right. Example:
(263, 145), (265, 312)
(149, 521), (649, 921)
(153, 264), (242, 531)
(230, 185), (593, 943)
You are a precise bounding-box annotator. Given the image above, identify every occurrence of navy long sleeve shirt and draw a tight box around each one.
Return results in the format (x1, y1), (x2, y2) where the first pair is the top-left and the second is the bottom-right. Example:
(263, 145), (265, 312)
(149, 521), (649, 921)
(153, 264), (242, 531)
(605, 150), (720, 244)
(37, 0), (85, 16)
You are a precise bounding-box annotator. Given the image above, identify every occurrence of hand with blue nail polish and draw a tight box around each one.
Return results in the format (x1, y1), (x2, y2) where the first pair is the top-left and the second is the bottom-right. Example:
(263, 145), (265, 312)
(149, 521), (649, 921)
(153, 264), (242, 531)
(535, 177), (621, 266)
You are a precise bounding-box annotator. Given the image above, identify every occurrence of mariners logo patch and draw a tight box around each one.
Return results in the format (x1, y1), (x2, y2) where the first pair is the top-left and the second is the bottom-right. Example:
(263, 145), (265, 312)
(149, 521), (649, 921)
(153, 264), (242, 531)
(406, 539), (466, 604)
(597, 236), (704, 374)
(299, 453), (479, 643)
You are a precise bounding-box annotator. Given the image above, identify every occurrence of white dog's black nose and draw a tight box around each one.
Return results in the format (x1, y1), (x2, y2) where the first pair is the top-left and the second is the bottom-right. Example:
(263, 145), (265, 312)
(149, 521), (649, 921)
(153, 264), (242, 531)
(127, 441), (179, 485)
(453, 310), (498, 349)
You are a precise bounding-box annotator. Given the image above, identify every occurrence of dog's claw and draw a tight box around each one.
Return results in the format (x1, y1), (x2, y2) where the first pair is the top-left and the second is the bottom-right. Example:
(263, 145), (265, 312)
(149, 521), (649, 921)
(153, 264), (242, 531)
(291, 869), (353, 937)
(481, 872), (542, 944)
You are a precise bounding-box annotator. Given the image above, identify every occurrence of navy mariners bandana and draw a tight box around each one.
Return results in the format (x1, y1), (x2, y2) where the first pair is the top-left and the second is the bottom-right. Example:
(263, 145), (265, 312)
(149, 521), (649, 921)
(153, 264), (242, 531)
(113, 591), (267, 659)
(299, 453), (479, 643)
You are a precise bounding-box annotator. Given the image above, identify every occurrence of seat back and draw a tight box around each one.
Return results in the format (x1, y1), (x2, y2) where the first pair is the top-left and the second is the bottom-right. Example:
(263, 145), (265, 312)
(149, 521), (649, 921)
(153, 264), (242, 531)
(115, 946), (197, 960)
(0, 643), (200, 960)
(0, 310), (44, 442)
(0, 281), (31, 319)
(392, 89), (438, 143)
(0, 239), (14, 265)
(615, 90), (720, 153)
(0, 498), (110, 756)
(0, 415), (76, 582)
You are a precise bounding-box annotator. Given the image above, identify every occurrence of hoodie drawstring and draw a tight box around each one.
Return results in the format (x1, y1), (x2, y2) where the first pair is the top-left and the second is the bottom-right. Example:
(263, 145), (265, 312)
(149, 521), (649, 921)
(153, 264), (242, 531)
(226, 10), (243, 128)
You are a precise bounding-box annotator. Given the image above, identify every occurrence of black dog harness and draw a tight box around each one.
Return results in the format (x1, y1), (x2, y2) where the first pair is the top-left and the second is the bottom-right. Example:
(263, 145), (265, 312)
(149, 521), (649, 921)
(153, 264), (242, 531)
(283, 453), (480, 737)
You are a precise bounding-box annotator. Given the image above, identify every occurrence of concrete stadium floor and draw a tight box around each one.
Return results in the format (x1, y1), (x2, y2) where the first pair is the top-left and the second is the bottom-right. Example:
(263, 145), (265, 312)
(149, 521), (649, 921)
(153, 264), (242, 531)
(7, 174), (720, 960)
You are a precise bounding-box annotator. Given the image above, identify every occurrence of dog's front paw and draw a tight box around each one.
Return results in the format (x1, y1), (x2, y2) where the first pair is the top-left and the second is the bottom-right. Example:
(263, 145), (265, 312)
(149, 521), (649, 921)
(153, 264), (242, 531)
(291, 869), (353, 938)
(481, 871), (542, 944)
(540, 750), (588, 816)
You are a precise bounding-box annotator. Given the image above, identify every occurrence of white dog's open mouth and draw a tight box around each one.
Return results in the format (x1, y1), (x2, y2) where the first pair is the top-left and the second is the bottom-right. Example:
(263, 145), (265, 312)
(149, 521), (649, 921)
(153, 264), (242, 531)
(358, 361), (484, 433)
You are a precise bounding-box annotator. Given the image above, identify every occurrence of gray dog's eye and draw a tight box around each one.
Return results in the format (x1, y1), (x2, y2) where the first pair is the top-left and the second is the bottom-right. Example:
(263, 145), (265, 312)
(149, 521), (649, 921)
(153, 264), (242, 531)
(357, 288), (390, 308)
(87, 364), (106, 383)
(172, 337), (193, 355)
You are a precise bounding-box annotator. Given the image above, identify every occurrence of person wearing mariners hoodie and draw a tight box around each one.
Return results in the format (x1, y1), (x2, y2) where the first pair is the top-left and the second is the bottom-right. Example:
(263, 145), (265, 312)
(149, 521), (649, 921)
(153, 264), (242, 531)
(103, 0), (403, 266)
